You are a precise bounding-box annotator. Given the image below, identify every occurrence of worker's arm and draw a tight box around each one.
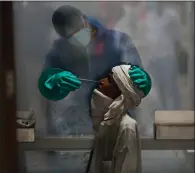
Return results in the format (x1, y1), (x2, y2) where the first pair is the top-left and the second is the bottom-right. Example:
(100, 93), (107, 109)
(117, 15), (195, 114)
(43, 46), (64, 71)
(119, 33), (152, 96)
(38, 40), (81, 101)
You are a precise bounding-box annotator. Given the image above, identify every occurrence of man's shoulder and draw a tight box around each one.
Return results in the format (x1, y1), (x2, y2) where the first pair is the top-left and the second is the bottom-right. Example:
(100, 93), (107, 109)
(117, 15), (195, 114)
(106, 29), (132, 42)
(47, 38), (70, 60)
(50, 37), (71, 54)
(52, 37), (68, 48)
(105, 29), (133, 49)
(106, 29), (128, 36)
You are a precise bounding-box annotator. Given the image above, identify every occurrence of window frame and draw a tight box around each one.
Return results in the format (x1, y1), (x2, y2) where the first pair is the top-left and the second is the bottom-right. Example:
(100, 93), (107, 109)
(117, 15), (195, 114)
(0, 2), (19, 173)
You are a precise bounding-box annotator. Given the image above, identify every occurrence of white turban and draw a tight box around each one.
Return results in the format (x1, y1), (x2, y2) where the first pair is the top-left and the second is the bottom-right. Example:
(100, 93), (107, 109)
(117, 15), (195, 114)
(91, 64), (144, 127)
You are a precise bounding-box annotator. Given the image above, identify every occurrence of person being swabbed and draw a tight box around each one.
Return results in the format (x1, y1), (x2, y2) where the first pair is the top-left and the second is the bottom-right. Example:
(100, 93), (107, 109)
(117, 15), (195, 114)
(38, 5), (152, 173)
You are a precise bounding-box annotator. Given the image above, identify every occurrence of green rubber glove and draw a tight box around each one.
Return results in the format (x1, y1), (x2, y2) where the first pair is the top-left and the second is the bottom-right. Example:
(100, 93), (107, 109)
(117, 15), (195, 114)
(45, 71), (81, 91)
(128, 65), (152, 96)
(38, 68), (81, 101)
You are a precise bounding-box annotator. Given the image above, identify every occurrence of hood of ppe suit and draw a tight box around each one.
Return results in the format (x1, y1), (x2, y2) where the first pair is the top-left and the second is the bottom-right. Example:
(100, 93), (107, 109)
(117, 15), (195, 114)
(91, 64), (144, 127)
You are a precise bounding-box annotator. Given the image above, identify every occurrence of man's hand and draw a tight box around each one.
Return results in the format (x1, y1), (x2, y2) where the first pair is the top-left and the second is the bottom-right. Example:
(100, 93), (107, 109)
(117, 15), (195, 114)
(38, 68), (82, 101)
(45, 71), (81, 91)
(128, 65), (152, 96)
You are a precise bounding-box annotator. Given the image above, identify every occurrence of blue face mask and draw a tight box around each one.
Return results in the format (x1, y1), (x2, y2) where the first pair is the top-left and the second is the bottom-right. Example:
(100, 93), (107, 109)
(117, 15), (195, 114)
(69, 28), (91, 47)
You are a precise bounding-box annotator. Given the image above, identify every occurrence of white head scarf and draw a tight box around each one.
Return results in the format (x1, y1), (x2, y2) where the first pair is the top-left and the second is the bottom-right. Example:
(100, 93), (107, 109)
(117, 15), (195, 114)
(91, 64), (144, 127)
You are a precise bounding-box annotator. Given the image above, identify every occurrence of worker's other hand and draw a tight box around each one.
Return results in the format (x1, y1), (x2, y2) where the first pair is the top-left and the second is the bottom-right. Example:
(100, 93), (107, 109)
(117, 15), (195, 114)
(38, 68), (81, 101)
(128, 65), (152, 96)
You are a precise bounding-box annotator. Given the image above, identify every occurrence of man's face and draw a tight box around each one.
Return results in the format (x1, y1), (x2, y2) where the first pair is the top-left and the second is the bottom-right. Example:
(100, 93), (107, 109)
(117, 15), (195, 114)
(54, 17), (90, 38)
(98, 74), (121, 100)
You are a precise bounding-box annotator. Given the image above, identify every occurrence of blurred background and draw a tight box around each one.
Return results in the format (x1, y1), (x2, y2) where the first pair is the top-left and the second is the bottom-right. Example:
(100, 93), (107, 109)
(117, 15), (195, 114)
(12, 1), (194, 173)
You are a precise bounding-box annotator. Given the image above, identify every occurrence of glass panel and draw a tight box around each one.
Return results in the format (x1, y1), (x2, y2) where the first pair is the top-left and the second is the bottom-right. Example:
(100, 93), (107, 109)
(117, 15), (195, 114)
(13, 1), (105, 137)
(141, 150), (194, 173)
(25, 151), (90, 173)
(14, 1), (194, 172)
(13, 1), (194, 138)
(24, 150), (194, 173)
(124, 1), (194, 137)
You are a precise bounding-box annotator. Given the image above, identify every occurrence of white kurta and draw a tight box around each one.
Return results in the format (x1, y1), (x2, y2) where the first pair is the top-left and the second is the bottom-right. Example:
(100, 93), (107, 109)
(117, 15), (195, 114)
(90, 90), (142, 173)
(89, 65), (143, 173)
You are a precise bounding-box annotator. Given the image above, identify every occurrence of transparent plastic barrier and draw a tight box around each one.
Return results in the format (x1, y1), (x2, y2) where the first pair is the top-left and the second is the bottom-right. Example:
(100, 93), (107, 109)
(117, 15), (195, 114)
(13, 1), (194, 172)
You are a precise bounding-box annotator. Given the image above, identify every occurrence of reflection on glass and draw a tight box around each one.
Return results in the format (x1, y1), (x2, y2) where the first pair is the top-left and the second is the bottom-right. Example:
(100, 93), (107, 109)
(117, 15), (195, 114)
(13, 1), (194, 172)
(25, 151), (90, 173)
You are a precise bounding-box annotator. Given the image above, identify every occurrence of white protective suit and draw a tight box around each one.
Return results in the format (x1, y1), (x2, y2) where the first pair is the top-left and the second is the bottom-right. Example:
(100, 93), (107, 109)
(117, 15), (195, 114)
(89, 65), (144, 173)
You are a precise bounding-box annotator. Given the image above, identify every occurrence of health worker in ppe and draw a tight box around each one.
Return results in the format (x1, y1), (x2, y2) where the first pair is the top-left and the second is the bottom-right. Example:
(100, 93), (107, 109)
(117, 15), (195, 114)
(38, 5), (152, 171)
